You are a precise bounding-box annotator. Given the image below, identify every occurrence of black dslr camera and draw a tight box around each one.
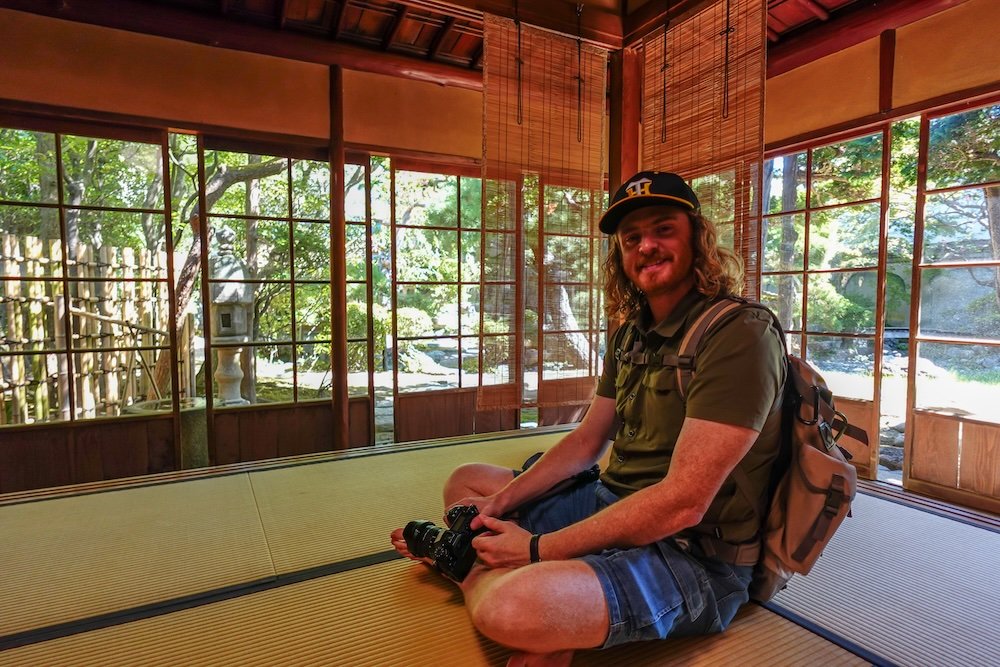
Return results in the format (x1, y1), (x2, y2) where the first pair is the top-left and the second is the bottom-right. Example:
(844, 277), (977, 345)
(403, 504), (486, 582)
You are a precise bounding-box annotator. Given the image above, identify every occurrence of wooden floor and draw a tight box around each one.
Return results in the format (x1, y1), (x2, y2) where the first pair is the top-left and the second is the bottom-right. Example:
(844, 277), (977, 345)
(0, 428), (878, 666)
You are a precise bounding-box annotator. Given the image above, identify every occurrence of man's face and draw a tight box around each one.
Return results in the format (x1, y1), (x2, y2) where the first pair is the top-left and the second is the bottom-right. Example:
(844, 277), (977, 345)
(616, 205), (695, 299)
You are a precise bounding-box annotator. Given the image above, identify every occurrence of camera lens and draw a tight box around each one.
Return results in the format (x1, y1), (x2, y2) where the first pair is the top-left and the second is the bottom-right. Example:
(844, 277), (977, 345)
(403, 520), (443, 559)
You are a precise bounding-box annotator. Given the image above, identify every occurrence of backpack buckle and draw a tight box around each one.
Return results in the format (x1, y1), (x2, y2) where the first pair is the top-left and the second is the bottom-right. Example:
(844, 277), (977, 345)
(819, 412), (848, 451)
(819, 421), (836, 450)
(825, 476), (846, 514)
(676, 355), (695, 371)
(830, 410), (848, 445)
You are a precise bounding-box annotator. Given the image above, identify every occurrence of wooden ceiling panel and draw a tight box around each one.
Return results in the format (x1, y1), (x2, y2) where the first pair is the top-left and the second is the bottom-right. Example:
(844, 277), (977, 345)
(767, 0), (840, 37)
(392, 10), (432, 49)
(432, 28), (479, 67)
(284, 0), (326, 23)
(348, 4), (393, 41)
(0, 0), (966, 87)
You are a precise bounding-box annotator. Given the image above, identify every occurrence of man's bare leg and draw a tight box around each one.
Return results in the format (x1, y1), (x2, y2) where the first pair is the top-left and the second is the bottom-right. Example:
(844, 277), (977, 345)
(391, 463), (514, 562)
(450, 463), (609, 664)
(442, 462), (516, 506)
(392, 462), (609, 665)
(461, 559), (608, 666)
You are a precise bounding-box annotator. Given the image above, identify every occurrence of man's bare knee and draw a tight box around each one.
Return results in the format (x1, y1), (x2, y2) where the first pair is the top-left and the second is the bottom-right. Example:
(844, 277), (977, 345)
(469, 570), (577, 644)
(467, 564), (608, 652)
(469, 576), (526, 642)
(443, 463), (513, 505)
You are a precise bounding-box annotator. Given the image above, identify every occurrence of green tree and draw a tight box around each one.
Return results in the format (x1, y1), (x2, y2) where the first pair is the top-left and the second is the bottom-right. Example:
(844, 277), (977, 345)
(394, 172), (460, 320)
(522, 175), (596, 370)
(761, 153), (806, 328)
(151, 145), (288, 394)
(926, 105), (1000, 312)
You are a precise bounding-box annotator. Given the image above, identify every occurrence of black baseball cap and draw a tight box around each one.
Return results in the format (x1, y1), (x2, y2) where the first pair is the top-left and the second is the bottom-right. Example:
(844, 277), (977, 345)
(598, 171), (700, 234)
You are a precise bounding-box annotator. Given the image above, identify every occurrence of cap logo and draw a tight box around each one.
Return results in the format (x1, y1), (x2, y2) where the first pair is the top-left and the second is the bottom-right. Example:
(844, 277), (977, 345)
(624, 178), (652, 198)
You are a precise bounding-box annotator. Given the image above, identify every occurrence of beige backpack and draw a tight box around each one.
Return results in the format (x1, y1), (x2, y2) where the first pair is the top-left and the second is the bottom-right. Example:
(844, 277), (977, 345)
(675, 298), (870, 602)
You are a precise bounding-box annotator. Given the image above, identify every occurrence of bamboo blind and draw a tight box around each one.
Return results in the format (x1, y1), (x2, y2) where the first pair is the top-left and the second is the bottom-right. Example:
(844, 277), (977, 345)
(479, 15), (608, 411)
(482, 15), (607, 187)
(641, 0), (766, 298)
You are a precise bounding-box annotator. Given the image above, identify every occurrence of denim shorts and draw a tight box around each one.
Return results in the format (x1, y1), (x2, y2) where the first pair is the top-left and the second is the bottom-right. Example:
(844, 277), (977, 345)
(515, 478), (753, 649)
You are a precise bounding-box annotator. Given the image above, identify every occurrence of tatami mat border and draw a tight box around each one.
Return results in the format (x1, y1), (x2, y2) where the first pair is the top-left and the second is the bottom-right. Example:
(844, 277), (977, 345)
(858, 480), (1000, 533)
(4, 548), (891, 667)
(0, 425), (574, 508)
(0, 550), (404, 651)
(762, 601), (898, 667)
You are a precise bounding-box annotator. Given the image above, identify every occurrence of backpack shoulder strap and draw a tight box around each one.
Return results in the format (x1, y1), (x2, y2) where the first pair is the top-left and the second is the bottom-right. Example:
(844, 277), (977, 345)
(673, 297), (750, 401)
(676, 298), (784, 536)
(613, 321), (640, 364)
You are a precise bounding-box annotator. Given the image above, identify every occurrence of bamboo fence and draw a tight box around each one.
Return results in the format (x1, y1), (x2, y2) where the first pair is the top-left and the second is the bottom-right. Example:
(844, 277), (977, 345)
(1, 233), (180, 425)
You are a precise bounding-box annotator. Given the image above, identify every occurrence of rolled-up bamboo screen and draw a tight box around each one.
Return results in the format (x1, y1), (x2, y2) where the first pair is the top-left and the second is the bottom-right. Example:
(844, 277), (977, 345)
(479, 14), (608, 412)
(641, 0), (766, 298)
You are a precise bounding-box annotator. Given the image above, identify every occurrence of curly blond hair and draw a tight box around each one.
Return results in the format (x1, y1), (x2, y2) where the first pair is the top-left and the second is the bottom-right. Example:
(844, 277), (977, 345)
(603, 211), (744, 324)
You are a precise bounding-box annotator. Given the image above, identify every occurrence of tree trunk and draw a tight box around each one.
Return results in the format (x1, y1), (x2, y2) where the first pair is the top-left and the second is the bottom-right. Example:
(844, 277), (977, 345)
(140, 157), (164, 252)
(33, 133), (59, 240)
(760, 159), (773, 242)
(63, 139), (100, 273)
(153, 214), (203, 397)
(241, 155), (261, 402)
(540, 249), (589, 370)
(150, 159), (285, 396)
(779, 155), (799, 329)
(986, 184), (1000, 311)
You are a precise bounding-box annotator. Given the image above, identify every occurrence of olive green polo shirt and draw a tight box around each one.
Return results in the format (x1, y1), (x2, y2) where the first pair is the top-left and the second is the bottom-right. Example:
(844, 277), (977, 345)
(596, 289), (786, 543)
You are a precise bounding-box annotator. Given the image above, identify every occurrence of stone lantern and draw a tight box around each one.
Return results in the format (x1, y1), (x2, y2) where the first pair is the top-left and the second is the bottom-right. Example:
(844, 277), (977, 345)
(209, 226), (253, 406)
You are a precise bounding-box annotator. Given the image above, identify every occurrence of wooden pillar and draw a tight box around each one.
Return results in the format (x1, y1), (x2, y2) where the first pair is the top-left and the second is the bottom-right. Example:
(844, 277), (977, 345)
(879, 29), (896, 114)
(330, 65), (350, 450)
(608, 45), (641, 192)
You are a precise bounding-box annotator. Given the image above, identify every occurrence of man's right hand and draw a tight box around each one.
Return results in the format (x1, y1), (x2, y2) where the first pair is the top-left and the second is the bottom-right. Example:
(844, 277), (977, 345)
(448, 495), (504, 530)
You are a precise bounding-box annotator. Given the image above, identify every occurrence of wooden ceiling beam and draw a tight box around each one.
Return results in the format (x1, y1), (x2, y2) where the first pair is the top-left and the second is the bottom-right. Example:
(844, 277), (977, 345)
(0, 0), (482, 89)
(443, 0), (622, 48)
(470, 41), (484, 69)
(428, 16), (456, 60)
(769, 0), (970, 77)
(382, 5), (409, 50)
(794, 0), (830, 22)
(769, 13), (789, 31)
(392, 0), (481, 22)
(622, 0), (712, 46)
(324, 0), (347, 38)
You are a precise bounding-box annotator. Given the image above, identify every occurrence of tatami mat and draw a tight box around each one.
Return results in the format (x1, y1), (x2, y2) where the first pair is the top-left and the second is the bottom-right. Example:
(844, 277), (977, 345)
(14, 430), (959, 665)
(573, 603), (870, 667)
(771, 491), (1000, 667)
(0, 475), (274, 638)
(0, 431), (562, 645)
(250, 432), (563, 573)
(0, 558), (868, 667)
